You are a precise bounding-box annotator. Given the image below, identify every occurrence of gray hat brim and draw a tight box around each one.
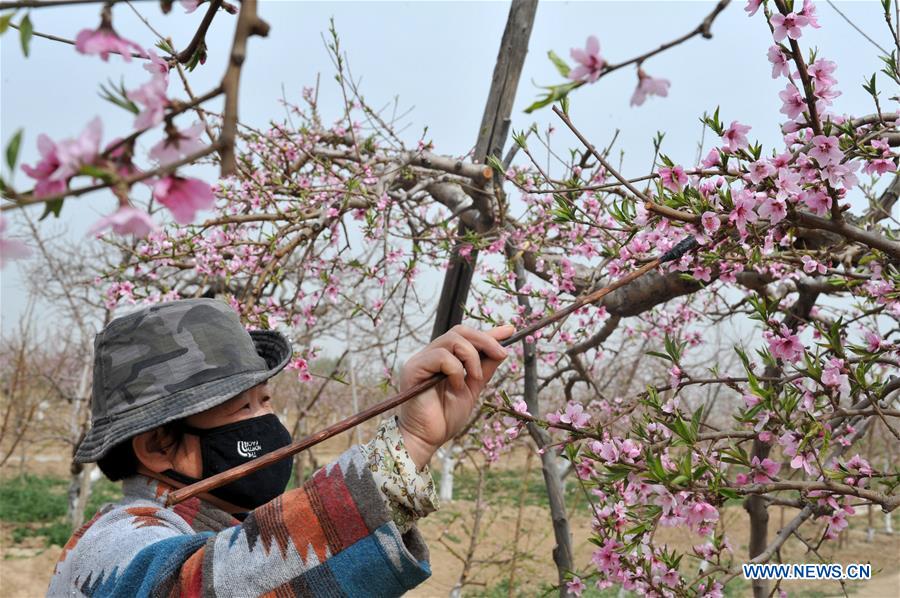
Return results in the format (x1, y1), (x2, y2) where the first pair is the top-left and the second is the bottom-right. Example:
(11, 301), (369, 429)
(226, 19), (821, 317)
(74, 329), (292, 463)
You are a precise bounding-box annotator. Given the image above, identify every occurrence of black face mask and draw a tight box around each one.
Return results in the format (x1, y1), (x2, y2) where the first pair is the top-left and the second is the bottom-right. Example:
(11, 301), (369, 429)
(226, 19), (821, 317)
(164, 413), (293, 511)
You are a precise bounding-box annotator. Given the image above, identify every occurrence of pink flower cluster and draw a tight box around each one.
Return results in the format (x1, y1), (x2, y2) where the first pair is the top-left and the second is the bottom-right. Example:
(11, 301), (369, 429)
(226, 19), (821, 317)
(568, 35), (604, 83)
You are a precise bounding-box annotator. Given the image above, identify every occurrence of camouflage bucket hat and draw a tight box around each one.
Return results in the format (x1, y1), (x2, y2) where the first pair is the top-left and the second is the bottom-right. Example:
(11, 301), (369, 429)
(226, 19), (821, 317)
(74, 298), (292, 463)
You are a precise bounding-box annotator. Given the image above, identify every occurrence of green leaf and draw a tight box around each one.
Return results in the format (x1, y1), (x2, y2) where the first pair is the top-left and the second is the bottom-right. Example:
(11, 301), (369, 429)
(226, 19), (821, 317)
(547, 50), (571, 78)
(155, 38), (175, 55)
(645, 350), (672, 362)
(718, 487), (740, 500)
(98, 79), (140, 114)
(79, 164), (114, 183)
(39, 198), (63, 220)
(185, 40), (207, 72)
(671, 474), (689, 487)
(19, 13), (32, 57)
(0, 12), (15, 35)
(5, 129), (23, 171)
(524, 81), (581, 114)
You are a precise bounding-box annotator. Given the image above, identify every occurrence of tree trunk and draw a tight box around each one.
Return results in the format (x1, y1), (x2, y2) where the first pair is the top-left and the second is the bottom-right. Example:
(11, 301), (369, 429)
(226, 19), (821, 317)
(430, 0), (538, 339)
(745, 439), (771, 598)
(886, 458), (894, 534)
(507, 448), (533, 597)
(744, 288), (819, 598)
(438, 444), (457, 502)
(450, 466), (487, 598)
(66, 359), (93, 529)
(511, 253), (574, 597)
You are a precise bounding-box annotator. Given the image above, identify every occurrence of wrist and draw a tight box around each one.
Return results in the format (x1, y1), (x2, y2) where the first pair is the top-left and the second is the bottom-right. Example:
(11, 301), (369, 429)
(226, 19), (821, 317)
(397, 422), (437, 471)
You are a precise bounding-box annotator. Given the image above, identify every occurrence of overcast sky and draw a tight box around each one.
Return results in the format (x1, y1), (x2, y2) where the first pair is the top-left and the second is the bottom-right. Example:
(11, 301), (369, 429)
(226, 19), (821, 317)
(0, 0), (890, 341)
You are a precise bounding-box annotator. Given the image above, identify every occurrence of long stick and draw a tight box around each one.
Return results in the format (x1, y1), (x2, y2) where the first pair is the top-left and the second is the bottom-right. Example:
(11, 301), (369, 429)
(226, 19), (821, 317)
(166, 237), (698, 506)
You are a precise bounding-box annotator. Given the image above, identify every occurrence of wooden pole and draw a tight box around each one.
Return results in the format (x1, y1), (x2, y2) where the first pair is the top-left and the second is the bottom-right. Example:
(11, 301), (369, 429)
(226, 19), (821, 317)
(166, 239), (696, 506)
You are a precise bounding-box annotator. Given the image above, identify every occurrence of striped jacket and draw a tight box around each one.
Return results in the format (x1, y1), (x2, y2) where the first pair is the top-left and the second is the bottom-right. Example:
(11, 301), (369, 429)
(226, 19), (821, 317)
(47, 446), (431, 597)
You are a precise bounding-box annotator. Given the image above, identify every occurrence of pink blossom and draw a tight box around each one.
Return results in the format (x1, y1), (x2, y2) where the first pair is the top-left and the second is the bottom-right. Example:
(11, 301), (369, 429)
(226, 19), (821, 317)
(845, 454), (873, 476)
(630, 71), (670, 106)
(822, 357), (851, 398)
(863, 139), (896, 174)
(800, 0), (821, 28)
(745, 0), (762, 16)
(568, 36), (605, 83)
(288, 357), (313, 383)
(55, 117), (103, 175)
(809, 135), (842, 166)
(149, 123), (205, 165)
(766, 325), (803, 362)
(595, 440), (619, 463)
(823, 161), (859, 190)
(746, 158), (776, 184)
(181, 0), (201, 12)
(767, 45), (790, 78)
(143, 50), (170, 79)
(668, 365), (683, 389)
(559, 402), (591, 428)
(825, 510), (849, 539)
(864, 331), (883, 352)
(774, 168), (802, 201)
(127, 75), (169, 129)
(771, 12), (810, 41)
(512, 400), (531, 416)
(619, 439), (641, 462)
(790, 452), (816, 475)
(750, 456), (781, 483)
(700, 148), (721, 168)
(800, 189), (831, 216)
(591, 539), (621, 573)
(0, 216), (31, 268)
(779, 85), (806, 120)
(692, 265), (712, 282)
(686, 502), (719, 527)
(22, 117), (103, 197)
(728, 190), (758, 234)
(566, 577), (586, 596)
(779, 431), (800, 456)
(575, 459), (595, 480)
(20, 135), (66, 198)
(801, 255), (826, 275)
(722, 121), (751, 152)
(659, 165), (688, 192)
(660, 568), (680, 588)
(757, 196), (787, 224)
(88, 205), (158, 237)
(152, 175), (216, 224)
(701, 211), (721, 234)
(809, 59), (838, 90)
(75, 24), (146, 62)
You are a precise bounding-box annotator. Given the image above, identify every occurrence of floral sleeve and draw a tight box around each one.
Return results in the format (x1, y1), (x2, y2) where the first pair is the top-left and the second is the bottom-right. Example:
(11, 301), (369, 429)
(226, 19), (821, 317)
(359, 416), (440, 532)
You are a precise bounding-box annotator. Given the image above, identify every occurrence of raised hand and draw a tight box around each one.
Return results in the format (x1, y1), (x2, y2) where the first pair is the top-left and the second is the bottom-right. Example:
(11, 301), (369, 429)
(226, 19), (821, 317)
(397, 324), (514, 469)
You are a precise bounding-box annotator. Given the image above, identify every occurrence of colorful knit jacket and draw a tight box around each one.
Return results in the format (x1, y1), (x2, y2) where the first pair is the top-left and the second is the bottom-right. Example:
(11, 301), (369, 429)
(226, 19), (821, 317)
(47, 421), (435, 597)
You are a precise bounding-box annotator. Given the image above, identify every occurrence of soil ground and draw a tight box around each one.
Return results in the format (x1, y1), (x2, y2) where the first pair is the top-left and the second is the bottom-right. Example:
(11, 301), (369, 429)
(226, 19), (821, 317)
(1, 446), (898, 597)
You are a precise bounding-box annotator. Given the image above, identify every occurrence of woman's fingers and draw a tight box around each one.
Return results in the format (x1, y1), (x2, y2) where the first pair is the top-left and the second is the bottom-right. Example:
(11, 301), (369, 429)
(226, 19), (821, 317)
(438, 324), (511, 360)
(406, 325), (516, 394)
(442, 331), (484, 381)
(431, 348), (467, 392)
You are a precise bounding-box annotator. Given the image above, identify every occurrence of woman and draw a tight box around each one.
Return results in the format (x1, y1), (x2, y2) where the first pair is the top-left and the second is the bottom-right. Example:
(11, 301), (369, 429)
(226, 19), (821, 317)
(48, 298), (511, 597)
